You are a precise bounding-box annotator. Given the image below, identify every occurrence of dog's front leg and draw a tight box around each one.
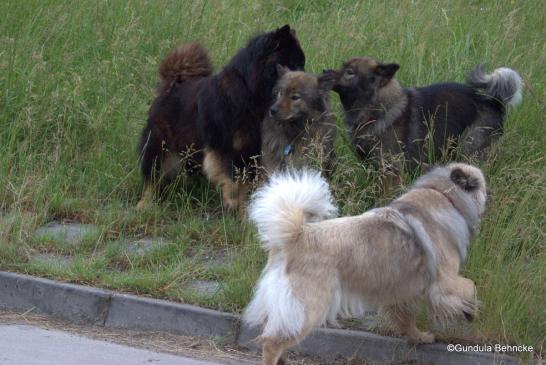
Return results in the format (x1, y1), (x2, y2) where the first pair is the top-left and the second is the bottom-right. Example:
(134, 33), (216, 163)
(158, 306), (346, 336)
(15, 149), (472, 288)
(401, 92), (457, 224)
(235, 179), (251, 217)
(378, 156), (404, 200)
(136, 182), (155, 210)
(436, 275), (478, 321)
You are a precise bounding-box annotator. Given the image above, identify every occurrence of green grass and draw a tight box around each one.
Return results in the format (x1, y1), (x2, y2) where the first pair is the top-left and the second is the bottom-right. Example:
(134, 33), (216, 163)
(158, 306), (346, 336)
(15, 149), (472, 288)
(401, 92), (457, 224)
(1, 0), (544, 357)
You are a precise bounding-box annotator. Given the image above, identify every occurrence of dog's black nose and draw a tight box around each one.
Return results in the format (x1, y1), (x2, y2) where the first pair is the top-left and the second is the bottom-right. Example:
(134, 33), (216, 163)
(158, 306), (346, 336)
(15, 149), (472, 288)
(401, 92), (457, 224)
(269, 106), (278, 116)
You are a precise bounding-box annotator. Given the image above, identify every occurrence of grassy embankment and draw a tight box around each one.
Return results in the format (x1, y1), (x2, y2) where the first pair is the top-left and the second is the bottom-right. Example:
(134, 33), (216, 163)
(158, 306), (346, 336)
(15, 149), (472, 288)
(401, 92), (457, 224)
(1, 0), (544, 354)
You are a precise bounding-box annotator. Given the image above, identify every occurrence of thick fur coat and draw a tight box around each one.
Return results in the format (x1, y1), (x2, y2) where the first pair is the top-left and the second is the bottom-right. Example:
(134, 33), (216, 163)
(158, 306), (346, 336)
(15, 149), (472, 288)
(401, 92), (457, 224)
(137, 25), (305, 210)
(326, 58), (523, 169)
(261, 67), (337, 176)
(244, 164), (487, 365)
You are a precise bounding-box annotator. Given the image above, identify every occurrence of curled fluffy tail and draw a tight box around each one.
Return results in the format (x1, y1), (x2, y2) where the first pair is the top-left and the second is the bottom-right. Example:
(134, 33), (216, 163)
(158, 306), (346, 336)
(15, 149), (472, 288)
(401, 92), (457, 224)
(468, 64), (523, 107)
(158, 42), (212, 83)
(249, 170), (337, 251)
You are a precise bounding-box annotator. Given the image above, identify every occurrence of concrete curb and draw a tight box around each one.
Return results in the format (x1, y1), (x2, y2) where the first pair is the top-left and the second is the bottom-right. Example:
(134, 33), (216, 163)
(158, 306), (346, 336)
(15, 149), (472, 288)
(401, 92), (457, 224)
(0, 271), (525, 364)
(0, 271), (110, 325)
(0, 271), (238, 342)
(238, 324), (521, 365)
(105, 293), (239, 343)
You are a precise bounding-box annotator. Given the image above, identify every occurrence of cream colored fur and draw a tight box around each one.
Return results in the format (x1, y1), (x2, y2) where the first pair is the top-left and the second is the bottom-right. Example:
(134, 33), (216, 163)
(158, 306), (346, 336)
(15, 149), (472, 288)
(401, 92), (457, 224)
(244, 163), (487, 365)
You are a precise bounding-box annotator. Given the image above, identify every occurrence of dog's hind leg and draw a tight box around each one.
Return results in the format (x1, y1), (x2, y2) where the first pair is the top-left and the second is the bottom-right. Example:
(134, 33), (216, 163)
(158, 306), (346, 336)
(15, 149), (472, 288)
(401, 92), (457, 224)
(378, 156), (405, 200)
(137, 182), (155, 210)
(137, 150), (182, 210)
(203, 148), (241, 210)
(384, 304), (435, 344)
(259, 284), (333, 365)
(261, 337), (300, 365)
(460, 110), (503, 160)
(137, 129), (163, 210)
(260, 317), (320, 365)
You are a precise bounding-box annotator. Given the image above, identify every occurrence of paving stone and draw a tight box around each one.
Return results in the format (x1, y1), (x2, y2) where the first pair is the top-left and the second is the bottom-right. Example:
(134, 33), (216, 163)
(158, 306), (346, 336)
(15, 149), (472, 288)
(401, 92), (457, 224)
(34, 223), (99, 245)
(31, 253), (73, 268)
(126, 237), (166, 256)
(187, 280), (221, 296)
(200, 248), (235, 270)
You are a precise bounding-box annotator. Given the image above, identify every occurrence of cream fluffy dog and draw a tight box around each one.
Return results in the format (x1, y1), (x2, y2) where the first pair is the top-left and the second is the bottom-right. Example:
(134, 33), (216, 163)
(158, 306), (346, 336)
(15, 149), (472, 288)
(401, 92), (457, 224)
(244, 163), (487, 365)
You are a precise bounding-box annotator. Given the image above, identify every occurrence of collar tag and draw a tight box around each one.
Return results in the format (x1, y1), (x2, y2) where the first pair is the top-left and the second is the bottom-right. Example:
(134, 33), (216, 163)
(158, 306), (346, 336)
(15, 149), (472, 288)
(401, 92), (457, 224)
(283, 144), (294, 156)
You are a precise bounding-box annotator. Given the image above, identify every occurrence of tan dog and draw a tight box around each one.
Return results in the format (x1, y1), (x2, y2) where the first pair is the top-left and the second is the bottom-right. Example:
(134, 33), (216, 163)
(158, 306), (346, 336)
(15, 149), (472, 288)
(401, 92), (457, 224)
(244, 163), (487, 365)
(261, 66), (336, 176)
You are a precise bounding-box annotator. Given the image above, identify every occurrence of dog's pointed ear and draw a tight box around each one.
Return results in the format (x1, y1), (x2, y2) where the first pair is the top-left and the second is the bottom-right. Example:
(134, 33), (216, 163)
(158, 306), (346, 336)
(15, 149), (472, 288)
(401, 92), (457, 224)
(276, 24), (291, 38)
(318, 72), (336, 92)
(276, 64), (289, 77)
(375, 63), (399, 86)
(451, 168), (480, 191)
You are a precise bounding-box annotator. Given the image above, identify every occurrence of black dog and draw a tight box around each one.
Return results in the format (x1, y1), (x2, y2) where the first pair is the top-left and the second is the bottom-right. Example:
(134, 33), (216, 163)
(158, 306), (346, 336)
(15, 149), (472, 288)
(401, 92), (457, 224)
(138, 25), (305, 210)
(326, 58), (523, 176)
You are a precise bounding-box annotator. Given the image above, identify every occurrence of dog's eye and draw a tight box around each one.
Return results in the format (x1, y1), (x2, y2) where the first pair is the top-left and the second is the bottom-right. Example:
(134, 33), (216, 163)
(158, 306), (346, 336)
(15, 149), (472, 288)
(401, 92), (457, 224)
(344, 69), (355, 79)
(291, 94), (301, 101)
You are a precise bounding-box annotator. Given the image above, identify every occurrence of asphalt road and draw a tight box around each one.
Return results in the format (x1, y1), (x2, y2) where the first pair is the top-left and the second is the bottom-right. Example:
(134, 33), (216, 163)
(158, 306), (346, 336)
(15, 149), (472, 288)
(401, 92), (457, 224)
(0, 324), (242, 365)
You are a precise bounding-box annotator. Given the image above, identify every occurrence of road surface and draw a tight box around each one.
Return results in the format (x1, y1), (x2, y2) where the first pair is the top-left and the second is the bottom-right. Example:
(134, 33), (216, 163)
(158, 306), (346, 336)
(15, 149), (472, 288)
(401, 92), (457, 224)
(0, 324), (247, 365)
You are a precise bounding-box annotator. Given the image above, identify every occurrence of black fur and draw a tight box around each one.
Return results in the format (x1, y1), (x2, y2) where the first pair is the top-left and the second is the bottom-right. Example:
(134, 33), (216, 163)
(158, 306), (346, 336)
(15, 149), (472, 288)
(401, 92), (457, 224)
(404, 82), (505, 164)
(450, 168), (480, 191)
(328, 58), (522, 170)
(139, 25), (305, 195)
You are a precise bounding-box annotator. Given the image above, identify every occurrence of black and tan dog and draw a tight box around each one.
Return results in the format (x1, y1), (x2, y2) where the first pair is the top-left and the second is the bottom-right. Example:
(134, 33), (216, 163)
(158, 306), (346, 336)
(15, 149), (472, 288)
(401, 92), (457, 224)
(325, 58), (523, 174)
(137, 25), (305, 210)
(261, 66), (336, 176)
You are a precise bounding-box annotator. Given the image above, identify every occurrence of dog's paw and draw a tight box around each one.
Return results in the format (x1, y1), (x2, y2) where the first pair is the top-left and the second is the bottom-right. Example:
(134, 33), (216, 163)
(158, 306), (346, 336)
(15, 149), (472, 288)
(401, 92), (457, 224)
(222, 196), (239, 211)
(238, 206), (248, 220)
(462, 298), (478, 322)
(136, 199), (149, 211)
